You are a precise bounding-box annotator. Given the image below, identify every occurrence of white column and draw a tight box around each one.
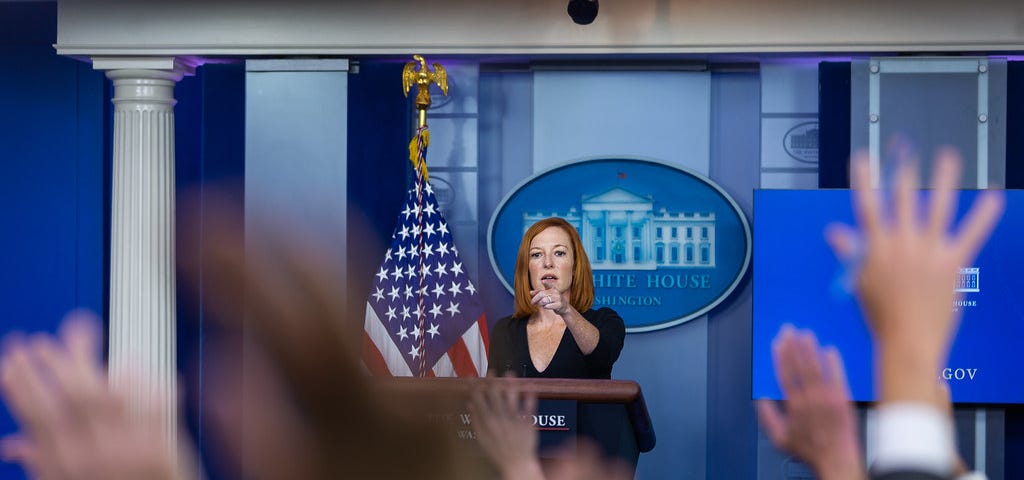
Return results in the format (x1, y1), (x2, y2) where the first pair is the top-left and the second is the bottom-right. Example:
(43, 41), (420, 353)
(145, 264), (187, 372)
(93, 57), (194, 451)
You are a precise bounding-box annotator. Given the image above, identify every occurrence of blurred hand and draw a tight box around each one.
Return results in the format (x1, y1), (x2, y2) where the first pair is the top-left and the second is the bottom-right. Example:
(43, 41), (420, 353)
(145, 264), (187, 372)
(468, 380), (544, 480)
(756, 325), (864, 480)
(180, 196), (480, 480)
(0, 311), (195, 480)
(826, 150), (1003, 403)
(467, 378), (633, 480)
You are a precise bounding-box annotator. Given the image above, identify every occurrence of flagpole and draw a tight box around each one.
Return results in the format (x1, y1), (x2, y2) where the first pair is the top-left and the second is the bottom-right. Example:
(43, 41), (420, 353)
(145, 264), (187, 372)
(403, 55), (449, 376)
(363, 57), (488, 378)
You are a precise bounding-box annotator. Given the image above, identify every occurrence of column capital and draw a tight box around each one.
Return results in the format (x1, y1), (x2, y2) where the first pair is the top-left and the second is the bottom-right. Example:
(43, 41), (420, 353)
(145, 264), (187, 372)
(91, 56), (200, 80)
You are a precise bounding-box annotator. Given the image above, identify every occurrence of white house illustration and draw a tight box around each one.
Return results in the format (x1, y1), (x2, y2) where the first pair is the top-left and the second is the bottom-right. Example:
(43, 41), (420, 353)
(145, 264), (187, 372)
(522, 187), (716, 270)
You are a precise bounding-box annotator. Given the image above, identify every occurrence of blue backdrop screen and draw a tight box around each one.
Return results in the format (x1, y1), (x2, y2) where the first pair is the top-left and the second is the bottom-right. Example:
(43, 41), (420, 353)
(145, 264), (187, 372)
(752, 189), (1024, 404)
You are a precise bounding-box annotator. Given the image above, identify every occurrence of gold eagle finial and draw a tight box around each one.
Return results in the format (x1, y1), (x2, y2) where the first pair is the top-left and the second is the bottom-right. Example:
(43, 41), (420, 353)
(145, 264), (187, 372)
(403, 55), (448, 127)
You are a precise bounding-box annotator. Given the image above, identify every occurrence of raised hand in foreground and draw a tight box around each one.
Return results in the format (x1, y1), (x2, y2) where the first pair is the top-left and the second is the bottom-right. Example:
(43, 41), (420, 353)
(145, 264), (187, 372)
(469, 380), (544, 480)
(756, 325), (864, 480)
(827, 150), (1003, 404)
(0, 311), (196, 480)
(469, 379), (632, 480)
(827, 149), (1003, 479)
(179, 195), (483, 480)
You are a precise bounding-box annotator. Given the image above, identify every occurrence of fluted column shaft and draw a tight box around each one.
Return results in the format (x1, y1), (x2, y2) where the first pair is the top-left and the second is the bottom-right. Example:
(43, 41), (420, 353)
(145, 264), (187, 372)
(102, 65), (186, 452)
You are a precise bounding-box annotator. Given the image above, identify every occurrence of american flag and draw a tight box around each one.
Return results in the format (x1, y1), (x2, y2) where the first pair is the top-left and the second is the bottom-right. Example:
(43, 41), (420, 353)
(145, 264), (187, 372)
(362, 127), (489, 377)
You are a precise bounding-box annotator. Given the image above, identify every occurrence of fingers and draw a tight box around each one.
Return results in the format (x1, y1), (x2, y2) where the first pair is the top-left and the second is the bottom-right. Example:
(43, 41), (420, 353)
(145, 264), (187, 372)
(850, 144), (1002, 265)
(35, 314), (114, 431)
(954, 190), (1005, 263)
(894, 159), (921, 231)
(0, 435), (43, 479)
(472, 382), (505, 425)
(770, 325), (793, 386)
(792, 331), (823, 385)
(773, 325), (823, 396)
(926, 150), (961, 238)
(472, 387), (503, 442)
(0, 339), (62, 446)
(822, 346), (851, 399)
(824, 223), (860, 262)
(851, 153), (884, 240)
(754, 399), (789, 448)
(32, 335), (101, 429)
(472, 380), (535, 423)
(530, 290), (555, 302)
(59, 311), (102, 368)
(771, 326), (800, 397)
(530, 289), (563, 312)
(469, 379), (538, 469)
(763, 325), (859, 472)
(498, 382), (518, 418)
(522, 389), (537, 418)
(773, 326), (842, 401)
(0, 435), (33, 461)
(467, 389), (485, 421)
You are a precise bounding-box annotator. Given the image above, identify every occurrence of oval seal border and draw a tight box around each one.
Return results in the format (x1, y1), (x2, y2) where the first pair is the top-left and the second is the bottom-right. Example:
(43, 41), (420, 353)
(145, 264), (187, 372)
(783, 121), (819, 164)
(487, 157), (751, 333)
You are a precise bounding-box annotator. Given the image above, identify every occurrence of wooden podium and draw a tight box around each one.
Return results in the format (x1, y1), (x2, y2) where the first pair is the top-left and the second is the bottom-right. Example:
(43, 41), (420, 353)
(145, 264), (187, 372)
(377, 377), (655, 472)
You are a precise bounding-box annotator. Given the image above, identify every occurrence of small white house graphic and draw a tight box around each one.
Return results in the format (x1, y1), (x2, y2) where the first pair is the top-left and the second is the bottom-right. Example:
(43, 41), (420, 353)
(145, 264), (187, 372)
(523, 187), (716, 270)
(956, 267), (980, 293)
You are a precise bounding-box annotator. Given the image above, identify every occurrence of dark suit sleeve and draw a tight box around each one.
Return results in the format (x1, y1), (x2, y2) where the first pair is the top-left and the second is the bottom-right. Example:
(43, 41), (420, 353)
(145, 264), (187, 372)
(583, 308), (626, 370)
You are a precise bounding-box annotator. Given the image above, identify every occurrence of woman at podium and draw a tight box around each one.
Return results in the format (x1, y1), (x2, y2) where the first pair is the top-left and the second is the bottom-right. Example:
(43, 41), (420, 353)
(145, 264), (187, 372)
(489, 217), (626, 379)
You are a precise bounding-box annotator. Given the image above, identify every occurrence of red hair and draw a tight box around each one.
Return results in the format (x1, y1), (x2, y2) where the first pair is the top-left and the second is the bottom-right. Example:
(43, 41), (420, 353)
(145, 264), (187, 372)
(512, 217), (594, 318)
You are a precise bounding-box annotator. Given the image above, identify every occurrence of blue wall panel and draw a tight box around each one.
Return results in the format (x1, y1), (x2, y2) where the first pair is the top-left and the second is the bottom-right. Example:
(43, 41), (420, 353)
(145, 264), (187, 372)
(173, 62), (247, 480)
(0, 46), (107, 321)
(0, 3), (107, 478)
(707, 69), (760, 480)
(347, 61), (411, 324)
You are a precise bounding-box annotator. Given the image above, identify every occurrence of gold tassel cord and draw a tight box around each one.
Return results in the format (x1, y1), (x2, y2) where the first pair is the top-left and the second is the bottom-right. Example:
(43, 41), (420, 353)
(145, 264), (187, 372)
(408, 129), (431, 181)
